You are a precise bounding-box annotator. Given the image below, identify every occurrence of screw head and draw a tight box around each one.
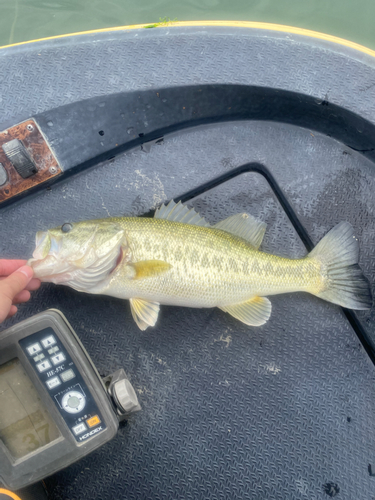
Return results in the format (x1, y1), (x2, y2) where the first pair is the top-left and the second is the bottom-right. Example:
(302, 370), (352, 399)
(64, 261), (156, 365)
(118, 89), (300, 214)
(49, 166), (58, 174)
(26, 124), (34, 131)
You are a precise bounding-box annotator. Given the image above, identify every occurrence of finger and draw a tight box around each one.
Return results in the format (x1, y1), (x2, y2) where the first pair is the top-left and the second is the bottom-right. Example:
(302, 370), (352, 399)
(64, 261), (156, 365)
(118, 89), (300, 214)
(12, 289), (31, 304)
(25, 278), (41, 291)
(6, 305), (18, 320)
(0, 260), (28, 277)
(0, 266), (34, 302)
(1, 277), (42, 290)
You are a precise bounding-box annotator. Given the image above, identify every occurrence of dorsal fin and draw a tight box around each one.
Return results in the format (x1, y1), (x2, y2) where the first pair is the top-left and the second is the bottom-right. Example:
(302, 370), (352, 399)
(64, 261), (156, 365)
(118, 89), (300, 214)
(155, 200), (210, 227)
(213, 213), (266, 249)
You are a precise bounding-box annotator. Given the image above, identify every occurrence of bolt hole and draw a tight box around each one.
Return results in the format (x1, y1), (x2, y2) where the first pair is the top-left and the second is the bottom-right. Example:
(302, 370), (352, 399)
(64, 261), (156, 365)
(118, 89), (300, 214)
(99, 130), (105, 136)
(4, 189), (9, 194)
(139, 133), (144, 138)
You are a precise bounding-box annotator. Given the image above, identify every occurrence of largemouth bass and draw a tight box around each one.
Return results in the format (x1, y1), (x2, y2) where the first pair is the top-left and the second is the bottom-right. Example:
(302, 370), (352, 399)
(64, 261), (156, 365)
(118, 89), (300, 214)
(28, 200), (372, 330)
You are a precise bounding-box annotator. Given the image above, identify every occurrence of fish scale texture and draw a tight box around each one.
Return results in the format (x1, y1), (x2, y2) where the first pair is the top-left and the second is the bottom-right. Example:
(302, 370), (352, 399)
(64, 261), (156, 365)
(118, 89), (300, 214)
(0, 27), (374, 499)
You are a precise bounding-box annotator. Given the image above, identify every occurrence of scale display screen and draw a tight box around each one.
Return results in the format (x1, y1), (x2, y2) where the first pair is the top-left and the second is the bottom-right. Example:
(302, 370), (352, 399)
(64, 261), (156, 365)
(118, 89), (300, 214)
(0, 358), (61, 460)
(0, 310), (132, 490)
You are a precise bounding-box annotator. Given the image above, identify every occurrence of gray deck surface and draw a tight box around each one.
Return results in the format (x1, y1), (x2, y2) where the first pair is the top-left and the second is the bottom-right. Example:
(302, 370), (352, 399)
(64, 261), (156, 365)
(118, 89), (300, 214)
(0, 26), (375, 499)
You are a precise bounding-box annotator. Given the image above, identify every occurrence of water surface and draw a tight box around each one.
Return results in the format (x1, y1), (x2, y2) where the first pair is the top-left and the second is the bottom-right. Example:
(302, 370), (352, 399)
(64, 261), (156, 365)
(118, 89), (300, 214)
(1, 0), (374, 50)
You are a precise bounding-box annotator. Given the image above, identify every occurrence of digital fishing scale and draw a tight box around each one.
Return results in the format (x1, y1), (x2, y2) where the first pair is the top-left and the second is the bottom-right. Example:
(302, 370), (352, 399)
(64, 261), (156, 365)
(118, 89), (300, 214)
(0, 310), (140, 490)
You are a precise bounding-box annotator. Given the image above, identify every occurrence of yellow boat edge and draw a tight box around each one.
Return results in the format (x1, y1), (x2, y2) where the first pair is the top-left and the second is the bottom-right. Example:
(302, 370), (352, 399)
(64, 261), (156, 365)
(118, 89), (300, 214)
(1, 20), (375, 59)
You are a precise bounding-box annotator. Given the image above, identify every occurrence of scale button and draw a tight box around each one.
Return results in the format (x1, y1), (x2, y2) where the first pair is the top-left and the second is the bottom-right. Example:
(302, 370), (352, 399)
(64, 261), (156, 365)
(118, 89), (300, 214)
(51, 352), (66, 365)
(86, 415), (101, 428)
(48, 346), (59, 355)
(72, 423), (87, 435)
(41, 335), (56, 348)
(46, 376), (61, 389)
(61, 390), (86, 414)
(36, 359), (52, 372)
(33, 353), (45, 362)
(60, 369), (75, 382)
(26, 342), (42, 355)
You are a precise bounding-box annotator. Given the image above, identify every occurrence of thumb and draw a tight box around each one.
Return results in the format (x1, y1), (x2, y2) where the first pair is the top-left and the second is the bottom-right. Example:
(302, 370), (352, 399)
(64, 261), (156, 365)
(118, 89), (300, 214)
(0, 266), (34, 302)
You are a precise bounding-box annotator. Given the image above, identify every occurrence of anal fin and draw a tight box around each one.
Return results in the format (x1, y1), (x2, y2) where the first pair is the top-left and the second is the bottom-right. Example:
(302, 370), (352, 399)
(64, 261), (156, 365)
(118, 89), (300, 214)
(130, 298), (160, 330)
(219, 296), (272, 326)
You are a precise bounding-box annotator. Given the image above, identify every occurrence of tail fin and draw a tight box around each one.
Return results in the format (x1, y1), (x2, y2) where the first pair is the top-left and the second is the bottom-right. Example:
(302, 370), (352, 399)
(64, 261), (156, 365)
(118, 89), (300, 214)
(309, 222), (372, 310)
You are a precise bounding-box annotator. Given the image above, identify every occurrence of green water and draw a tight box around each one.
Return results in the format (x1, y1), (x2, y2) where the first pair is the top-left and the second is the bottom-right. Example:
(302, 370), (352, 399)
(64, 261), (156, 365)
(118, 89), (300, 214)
(0, 0), (375, 50)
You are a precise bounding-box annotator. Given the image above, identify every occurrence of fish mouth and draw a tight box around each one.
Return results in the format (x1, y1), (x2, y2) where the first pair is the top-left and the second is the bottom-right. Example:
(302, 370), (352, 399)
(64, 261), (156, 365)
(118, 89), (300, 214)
(27, 231), (57, 278)
(28, 228), (125, 292)
(33, 231), (52, 259)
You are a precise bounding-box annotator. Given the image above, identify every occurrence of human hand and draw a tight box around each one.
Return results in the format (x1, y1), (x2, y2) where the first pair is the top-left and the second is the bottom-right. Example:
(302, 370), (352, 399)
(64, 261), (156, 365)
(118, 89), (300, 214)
(0, 260), (41, 323)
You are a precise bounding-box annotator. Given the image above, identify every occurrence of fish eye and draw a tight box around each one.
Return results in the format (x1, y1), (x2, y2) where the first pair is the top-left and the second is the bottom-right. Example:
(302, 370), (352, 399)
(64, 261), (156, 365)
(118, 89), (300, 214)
(61, 223), (73, 233)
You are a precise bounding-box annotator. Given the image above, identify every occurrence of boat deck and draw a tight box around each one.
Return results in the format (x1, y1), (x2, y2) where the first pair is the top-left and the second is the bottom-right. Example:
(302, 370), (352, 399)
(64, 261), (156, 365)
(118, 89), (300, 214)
(1, 25), (375, 500)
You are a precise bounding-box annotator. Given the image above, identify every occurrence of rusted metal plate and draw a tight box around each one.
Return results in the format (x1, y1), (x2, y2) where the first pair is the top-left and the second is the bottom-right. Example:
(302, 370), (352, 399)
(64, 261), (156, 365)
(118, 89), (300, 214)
(0, 119), (61, 203)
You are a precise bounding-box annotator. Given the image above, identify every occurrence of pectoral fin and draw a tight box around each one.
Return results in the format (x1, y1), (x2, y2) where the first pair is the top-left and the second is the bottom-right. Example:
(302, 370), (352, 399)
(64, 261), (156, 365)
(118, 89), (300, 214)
(130, 298), (160, 330)
(219, 296), (272, 326)
(131, 260), (172, 280)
